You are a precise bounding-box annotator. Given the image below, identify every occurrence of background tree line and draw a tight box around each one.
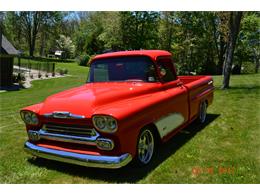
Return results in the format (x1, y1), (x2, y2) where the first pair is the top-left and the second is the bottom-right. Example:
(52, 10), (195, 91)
(0, 11), (259, 88)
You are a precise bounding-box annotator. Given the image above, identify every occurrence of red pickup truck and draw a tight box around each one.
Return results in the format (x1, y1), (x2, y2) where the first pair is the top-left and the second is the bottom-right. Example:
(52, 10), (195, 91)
(21, 50), (214, 168)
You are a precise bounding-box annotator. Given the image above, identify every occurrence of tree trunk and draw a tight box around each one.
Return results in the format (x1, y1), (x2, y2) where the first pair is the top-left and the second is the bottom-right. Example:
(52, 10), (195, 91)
(40, 32), (45, 57)
(21, 12), (41, 57)
(222, 12), (243, 89)
(29, 43), (35, 57)
(217, 36), (226, 74)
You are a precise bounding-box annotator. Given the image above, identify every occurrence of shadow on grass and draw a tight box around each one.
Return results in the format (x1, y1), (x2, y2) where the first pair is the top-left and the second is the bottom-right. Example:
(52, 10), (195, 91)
(214, 85), (260, 91)
(0, 84), (21, 92)
(28, 113), (220, 183)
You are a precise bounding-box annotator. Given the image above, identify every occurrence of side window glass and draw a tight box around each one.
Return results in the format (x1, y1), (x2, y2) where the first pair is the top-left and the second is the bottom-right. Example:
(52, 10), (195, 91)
(157, 58), (176, 82)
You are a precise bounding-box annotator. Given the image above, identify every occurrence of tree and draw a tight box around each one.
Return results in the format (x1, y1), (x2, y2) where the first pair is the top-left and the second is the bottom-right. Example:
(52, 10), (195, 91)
(56, 34), (75, 58)
(14, 12), (61, 57)
(73, 12), (104, 55)
(3, 12), (25, 50)
(211, 12), (229, 74)
(38, 12), (62, 57)
(168, 12), (218, 75)
(235, 12), (260, 73)
(222, 12), (243, 89)
(98, 12), (122, 50)
(159, 12), (175, 51)
(120, 11), (159, 50)
(0, 12), (4, 32)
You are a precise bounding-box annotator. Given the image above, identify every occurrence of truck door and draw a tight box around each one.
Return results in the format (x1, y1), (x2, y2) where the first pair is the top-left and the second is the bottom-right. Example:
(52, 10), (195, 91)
(155, 56), (189, 138)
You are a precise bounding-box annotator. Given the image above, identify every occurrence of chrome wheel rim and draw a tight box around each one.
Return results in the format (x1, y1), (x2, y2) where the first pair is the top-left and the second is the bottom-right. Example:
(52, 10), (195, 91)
(137, 129), (154, 164)
(199, 101), (207, 123)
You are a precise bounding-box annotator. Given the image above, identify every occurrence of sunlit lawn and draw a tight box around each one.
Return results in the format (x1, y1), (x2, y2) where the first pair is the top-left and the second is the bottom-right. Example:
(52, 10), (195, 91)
(0, 61), (259, 183)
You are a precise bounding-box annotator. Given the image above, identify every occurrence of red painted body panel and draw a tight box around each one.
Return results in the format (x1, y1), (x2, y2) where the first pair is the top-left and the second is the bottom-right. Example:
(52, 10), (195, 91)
(91, 50), (172, 62)
(21, 50), (214, 161)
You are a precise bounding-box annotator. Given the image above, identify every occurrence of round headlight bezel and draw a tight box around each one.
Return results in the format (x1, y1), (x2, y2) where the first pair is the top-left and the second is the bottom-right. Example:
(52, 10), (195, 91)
(92, 115), (118, 133)
(20, 111), (39, 125)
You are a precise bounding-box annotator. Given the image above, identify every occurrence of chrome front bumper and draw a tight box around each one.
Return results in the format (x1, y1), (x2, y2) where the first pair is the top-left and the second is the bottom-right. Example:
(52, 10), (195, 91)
(24, 141), (132, 169)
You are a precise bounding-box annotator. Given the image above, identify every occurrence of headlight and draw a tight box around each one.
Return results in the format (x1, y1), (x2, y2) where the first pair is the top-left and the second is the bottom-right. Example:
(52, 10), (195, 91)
(92, 115), (118, 133)
(20, 111), (39, 125)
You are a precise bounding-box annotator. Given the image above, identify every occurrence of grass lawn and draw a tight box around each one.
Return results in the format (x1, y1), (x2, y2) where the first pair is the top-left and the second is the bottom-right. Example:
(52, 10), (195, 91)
(0, 61), (259, 183)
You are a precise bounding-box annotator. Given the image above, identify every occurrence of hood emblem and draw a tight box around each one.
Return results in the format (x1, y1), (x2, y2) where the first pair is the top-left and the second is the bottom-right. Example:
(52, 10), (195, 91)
(43, 111), (85, 119)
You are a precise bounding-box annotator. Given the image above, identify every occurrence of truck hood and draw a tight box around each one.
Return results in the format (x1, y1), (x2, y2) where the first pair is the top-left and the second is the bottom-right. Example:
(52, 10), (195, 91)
(39, 82), (160, 118)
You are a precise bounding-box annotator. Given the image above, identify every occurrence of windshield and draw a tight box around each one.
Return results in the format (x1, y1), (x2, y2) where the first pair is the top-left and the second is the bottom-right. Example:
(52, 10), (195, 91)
(87, 56), (157, 82)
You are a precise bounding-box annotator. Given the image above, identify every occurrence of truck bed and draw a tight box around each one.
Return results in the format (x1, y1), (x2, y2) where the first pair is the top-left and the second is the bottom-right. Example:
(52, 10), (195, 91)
(178, 75), (214, 121)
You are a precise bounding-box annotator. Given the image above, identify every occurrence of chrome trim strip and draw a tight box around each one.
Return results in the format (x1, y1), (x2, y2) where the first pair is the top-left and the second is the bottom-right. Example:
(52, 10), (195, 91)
(29, 129), (99, 146)
(43, 124), (96, 136)
(43, 112), (85, 119)
(208, 80), (213, 85)
(24, 141), (132, 169)
(191, 86), (215, 101)
(44, 124), (95, 132)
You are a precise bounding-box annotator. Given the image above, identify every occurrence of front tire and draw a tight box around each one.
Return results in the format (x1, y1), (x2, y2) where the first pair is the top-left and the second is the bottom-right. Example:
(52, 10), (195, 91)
(136, 128), (156, 166)
(198, 101), (207, 124)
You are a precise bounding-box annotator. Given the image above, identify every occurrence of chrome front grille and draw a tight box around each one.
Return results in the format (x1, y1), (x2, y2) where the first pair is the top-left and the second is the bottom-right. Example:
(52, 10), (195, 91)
(43, 123), (97, 137)
(36, 123), (99, 145)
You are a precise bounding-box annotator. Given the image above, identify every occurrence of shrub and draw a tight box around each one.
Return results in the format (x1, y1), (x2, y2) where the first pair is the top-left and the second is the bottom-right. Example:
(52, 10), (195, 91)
(241, 61), (255, 74)
(63, 69), (68, 74)
(77, 54), (90, 66)
(56, 68), (61, 75)
(56, 68), (66, 75)
(175, 63), (189, 75)
(38, 72), (42, 78)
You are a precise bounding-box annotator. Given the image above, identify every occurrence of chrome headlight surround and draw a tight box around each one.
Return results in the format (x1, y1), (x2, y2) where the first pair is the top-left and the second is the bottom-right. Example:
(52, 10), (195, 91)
(92, 115), (118, 133)
(20, 110), (39, 125)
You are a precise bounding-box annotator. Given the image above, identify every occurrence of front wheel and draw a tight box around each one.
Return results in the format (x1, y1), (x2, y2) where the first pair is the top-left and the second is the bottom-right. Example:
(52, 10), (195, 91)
(136, 128), (156, 166)
(198, 101), (207, 124)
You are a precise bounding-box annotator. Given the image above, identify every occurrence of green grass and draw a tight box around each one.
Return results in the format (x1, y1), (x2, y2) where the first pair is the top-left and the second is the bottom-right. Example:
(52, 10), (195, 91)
(0, 61), (259, 183)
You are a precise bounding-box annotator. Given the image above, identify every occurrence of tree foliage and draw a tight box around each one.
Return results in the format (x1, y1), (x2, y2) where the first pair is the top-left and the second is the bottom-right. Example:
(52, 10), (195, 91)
(1, 11), (259, 84)
(56, 35), (75, 58)
(3, 11), (62, 56)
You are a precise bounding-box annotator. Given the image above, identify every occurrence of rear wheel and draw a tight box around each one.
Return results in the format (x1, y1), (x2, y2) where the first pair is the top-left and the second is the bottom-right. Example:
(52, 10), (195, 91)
(198, 101), (207, 124)
(136, 128), (156, 166)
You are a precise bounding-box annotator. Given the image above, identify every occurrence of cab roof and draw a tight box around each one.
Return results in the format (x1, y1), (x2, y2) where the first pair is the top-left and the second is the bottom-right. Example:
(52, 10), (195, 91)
(92, 50), (172, 61)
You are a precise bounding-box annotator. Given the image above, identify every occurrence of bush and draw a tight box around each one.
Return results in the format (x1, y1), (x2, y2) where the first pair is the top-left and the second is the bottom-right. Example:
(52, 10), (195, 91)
(175, 63), (189, 75)
(38, 72), (42, 78)
(56, 68), (68, 75)
(241, 61), (255, 74)
(63, 69), (68, 74)
(77, 55), (90, 66)
(56, 68), (62, 75)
